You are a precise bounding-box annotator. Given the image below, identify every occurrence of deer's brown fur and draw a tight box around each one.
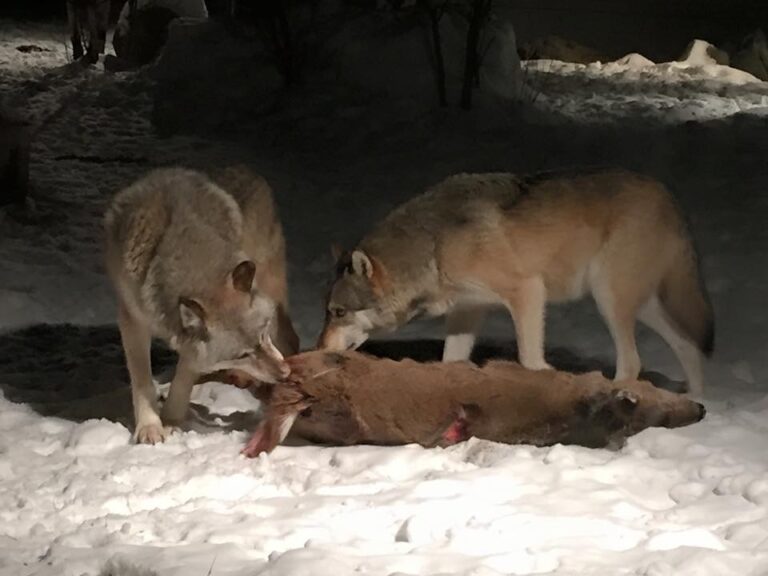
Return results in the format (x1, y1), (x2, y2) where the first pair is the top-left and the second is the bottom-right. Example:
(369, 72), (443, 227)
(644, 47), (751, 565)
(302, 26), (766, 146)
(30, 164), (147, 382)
(240, 350), (705, 457)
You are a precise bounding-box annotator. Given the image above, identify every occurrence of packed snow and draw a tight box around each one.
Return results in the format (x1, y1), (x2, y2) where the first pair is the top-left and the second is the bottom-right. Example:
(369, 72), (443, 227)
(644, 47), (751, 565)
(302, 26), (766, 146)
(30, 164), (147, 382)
(2, 16), (768, 576)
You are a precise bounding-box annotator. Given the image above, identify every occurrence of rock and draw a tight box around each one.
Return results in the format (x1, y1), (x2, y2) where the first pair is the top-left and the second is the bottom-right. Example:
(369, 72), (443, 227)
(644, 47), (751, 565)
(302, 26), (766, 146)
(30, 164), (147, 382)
(112, 0), (209, 67)
(731, 29), (768, 81)
(519, 35), (608, 64)
(480, 21), (524, 100)
(113, 5), (181, 67)
(151, 19), (282, 136)
(679, 39), (730, 67)
(0, 106), (31, 206)
(115, 0), (208, 33)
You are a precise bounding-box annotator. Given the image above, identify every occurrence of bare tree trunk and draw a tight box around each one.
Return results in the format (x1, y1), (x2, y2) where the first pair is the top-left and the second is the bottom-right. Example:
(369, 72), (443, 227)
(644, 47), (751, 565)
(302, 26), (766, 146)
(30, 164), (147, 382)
(276, 3), (295, 86)
(460, 0), (491, 110)
(419, 0), (448, 107)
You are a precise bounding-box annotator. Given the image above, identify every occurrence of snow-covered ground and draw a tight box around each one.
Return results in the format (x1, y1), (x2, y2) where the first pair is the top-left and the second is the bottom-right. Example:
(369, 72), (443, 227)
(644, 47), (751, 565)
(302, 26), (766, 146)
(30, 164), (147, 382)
(2, 18), (768, 576)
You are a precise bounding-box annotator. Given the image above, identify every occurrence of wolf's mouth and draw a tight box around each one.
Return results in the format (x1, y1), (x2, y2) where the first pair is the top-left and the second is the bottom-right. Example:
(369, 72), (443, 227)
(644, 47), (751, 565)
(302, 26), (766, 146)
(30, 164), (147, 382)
(346, 335), (369, 351)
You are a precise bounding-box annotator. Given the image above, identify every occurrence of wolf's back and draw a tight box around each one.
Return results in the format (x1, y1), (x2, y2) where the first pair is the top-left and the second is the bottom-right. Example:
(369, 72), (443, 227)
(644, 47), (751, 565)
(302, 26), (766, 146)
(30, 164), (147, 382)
(105, 168), (244, 284)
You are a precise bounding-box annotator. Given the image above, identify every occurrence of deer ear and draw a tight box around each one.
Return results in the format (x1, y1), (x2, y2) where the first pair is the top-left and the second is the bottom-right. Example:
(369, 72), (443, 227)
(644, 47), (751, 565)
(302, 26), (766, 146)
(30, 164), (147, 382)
(350, 249), (373, 278)
(232, 260), (256, 293)
(179, 297), (206, 333)
(330, 243), (344, 263)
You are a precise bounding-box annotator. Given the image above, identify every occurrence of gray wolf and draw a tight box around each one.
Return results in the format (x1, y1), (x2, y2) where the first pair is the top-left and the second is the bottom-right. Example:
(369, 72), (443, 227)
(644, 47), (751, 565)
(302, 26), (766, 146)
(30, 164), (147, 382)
(66, 0), (111, 63)
(318, 169), (714, 396)
(104, 166), (298, 444)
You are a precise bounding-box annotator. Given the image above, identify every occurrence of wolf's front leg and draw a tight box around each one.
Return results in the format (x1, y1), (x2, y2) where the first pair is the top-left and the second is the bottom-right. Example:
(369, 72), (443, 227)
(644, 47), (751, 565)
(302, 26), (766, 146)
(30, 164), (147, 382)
(160, 355), (197, 429)
(118, 304), (167, 444)
(443, 305), (487, 362)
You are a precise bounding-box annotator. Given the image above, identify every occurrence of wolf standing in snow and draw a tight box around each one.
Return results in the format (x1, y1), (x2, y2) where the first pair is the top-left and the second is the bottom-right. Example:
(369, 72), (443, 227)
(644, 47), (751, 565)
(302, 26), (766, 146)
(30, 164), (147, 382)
(66, 0), (111, 63)
(104, 166), (299, 443)
(319, 169), (714, 396)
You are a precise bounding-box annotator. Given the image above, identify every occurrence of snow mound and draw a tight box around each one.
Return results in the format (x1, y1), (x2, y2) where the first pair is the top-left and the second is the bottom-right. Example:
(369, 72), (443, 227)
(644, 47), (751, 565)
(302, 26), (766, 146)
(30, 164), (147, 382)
(612, 52), (655, 69)
(66, 418), (132, 455)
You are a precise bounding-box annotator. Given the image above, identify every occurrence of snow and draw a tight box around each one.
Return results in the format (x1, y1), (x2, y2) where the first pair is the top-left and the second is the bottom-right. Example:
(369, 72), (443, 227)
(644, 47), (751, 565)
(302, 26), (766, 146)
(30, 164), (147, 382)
(2, 16), (768, 576)
(524, 50), (768, 123)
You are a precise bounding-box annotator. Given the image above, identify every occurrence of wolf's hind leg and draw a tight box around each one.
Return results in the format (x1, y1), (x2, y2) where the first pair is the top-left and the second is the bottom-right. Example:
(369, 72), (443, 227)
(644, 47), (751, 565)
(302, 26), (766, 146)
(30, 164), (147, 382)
(591, 276), (642, 382)
(443, 305), (486, 362)
(639, 296), (704, 398)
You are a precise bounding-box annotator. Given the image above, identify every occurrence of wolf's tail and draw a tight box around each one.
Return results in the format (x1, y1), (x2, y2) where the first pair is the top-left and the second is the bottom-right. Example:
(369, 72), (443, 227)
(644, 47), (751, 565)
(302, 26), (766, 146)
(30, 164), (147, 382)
(658, 244), (714, 357)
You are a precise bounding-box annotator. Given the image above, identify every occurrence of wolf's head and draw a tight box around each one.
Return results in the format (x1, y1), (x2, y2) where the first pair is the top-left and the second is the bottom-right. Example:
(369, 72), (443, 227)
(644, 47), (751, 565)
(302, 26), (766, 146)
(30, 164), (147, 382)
(173, 260), (290, 383)
(317, 248), (398, 351)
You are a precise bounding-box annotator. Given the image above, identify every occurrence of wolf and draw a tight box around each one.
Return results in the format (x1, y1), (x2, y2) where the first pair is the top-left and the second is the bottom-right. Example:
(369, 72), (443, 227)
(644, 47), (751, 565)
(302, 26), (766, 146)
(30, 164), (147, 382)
(318, 169), (714, 397)
(66, 0), (111, 63)
(104, 166), (299, 444)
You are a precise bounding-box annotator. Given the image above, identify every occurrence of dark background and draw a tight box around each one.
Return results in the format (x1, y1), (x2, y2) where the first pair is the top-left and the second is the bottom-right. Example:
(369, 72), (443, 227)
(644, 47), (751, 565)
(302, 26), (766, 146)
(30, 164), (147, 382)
(3, 0), (767, 61)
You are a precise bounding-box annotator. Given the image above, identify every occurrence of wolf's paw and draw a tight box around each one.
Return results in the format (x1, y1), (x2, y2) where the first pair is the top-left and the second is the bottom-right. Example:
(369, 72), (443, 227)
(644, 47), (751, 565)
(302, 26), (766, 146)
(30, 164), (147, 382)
(135, 423), (171, 445)
(525, 360), (554, 371)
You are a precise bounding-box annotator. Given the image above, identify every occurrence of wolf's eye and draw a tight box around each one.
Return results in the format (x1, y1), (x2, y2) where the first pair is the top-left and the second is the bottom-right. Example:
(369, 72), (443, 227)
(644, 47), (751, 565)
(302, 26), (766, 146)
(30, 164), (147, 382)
(237, 351), (252, 360)
(331, 307), (347, 318)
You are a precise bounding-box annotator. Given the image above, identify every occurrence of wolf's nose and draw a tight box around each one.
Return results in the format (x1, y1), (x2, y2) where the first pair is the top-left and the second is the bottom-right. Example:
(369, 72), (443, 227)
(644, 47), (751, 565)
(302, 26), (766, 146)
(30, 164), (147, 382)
(696, 402), (706, 421)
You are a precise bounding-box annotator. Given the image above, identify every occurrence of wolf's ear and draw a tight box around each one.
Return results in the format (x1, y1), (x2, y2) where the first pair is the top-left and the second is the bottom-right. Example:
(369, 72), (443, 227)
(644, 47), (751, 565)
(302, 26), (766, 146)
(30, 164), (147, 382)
(350, 249), (373, 278)
(330, 243), (344, 264)
(179, 297), (206, 334)
(232, 260), (256, 293)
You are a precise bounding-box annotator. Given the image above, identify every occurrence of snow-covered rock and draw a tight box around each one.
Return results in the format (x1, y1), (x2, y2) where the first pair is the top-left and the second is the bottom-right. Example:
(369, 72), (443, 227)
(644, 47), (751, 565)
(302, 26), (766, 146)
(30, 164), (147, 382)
(112, 0), (209, 68)
(481, 21), (524, 101)
(116, 0), (209, 35)
(679, 39), (730, 67)
(612, 52), (655, 69)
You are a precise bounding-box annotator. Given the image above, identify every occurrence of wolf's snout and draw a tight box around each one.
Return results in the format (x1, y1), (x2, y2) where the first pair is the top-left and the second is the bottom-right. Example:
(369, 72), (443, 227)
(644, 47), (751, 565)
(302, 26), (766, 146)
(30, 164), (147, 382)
(317, 325), (343, 351)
